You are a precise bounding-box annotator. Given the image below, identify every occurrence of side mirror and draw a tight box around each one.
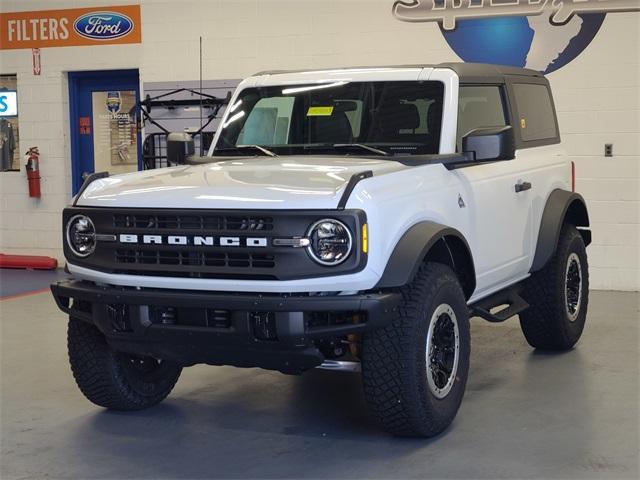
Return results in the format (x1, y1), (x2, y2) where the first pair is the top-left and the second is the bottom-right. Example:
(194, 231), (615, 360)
(462, 125), (515, 162)
(166, 132), (195, 166)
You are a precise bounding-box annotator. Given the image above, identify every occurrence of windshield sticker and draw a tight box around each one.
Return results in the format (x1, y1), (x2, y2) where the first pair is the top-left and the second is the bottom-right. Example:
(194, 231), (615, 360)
(307, 106), (333, 116)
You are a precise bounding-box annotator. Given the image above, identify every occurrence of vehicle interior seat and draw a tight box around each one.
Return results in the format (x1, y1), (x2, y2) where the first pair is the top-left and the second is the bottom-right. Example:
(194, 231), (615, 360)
(308, 111), (353, 144)
(370, 103), (420, 143)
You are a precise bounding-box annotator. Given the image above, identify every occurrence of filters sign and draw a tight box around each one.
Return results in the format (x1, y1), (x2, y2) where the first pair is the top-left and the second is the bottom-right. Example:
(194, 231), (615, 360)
(0, 5), (141, 50)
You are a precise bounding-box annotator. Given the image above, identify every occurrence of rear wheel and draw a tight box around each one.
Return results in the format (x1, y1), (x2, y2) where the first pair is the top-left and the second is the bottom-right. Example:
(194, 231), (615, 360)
(361, 262), (470, 437)
(68, 318), (182, 410)
(520, 224), (589, 350)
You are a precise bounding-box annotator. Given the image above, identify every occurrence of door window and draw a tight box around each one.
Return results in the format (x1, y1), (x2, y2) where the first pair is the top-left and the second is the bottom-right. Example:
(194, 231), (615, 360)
(457, 86), (507, 151)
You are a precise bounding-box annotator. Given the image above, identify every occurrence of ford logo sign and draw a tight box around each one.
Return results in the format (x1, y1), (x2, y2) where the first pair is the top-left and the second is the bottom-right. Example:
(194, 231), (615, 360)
(73, 11), (134, 40)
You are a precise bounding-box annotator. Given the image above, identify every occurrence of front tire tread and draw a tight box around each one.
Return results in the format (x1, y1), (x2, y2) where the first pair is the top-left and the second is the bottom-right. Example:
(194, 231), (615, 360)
(68, 318), (181, 410)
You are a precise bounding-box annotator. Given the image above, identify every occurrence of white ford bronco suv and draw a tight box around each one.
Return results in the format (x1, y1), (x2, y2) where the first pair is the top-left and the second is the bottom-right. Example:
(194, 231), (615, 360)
(52, 63), (591, 437)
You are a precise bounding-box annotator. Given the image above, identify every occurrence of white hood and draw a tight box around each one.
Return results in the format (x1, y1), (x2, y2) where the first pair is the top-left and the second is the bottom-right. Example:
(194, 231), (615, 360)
(76, 156), (409, 209)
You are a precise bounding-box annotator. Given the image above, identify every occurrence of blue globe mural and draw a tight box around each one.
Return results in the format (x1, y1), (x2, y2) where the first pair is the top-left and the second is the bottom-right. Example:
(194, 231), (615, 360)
(440, 14), (606, 74)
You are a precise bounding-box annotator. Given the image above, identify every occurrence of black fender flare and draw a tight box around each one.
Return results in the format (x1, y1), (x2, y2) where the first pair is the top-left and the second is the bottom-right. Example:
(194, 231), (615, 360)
(530, 189), (591, 272)
(375, 221), (476, 298)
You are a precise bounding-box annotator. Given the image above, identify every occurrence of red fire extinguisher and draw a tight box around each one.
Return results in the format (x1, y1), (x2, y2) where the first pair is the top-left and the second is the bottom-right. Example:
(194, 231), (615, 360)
(25, 146), (41, 198)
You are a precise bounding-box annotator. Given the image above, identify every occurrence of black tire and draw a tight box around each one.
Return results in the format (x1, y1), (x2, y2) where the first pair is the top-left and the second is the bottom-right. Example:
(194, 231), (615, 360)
(361, 262), (470, 437)
(67, 318), (182, 410)
(520, 224), (589, 350)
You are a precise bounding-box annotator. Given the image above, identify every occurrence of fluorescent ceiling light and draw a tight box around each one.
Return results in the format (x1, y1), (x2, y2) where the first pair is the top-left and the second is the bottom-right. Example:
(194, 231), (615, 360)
(282, 81), (348, 95)
(228, 99), (243, 113)
(222, 110), (245, 128)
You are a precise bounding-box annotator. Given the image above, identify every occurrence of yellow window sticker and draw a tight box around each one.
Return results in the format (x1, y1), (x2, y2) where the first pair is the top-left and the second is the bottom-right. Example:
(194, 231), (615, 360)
(520, 117), (526, 129)
(307, 106), (334, 116)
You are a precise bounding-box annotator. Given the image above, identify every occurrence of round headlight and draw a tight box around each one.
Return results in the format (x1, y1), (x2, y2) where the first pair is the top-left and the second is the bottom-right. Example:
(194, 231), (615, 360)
(306, 218), (353, 266)
(66, 215), (96, 257)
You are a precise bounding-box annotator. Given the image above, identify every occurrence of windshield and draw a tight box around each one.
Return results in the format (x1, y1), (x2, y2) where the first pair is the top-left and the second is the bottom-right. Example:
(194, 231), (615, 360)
(213, 81), (444, 156)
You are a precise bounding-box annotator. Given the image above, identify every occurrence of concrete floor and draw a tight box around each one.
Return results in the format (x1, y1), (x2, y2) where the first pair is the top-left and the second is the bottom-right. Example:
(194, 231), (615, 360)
(1, 288), (638, 479)
(0, 269), (67, 298)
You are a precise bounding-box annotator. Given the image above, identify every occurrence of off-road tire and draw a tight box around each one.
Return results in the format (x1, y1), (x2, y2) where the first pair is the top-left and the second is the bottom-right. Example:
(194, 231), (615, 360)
(68, 318), (182, 410)
(520, 224), (589, 350)
(361, 262), (470, 437)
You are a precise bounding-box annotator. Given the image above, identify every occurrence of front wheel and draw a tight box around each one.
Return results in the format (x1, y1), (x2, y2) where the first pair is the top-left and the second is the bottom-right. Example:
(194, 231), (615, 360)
(68, 318), (182, 410)
(520, 224), (589, 350)
(361, 262), (470, 437)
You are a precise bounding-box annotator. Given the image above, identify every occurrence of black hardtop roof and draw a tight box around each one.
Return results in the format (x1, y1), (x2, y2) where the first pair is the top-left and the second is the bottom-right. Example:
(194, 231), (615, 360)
(253, 62), (544, 83)
(438, 62), (542, 79)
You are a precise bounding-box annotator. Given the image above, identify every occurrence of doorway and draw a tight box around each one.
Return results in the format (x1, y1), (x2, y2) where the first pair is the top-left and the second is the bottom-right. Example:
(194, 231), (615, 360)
(68, 69), (141, 194)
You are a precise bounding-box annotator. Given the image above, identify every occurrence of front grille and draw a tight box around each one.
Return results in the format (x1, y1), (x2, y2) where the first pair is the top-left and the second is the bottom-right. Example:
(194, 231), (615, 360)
(115, 249), (275, 269)
(113, 213), (273, 231)
(64, 207), (367, 281)
(207, 309), (231, 328)
(148, 306), (232, 329)
(110, 211), (278, 276)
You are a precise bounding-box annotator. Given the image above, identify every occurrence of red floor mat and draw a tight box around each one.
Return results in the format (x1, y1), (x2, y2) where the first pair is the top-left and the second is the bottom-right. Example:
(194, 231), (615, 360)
(0, 254), (58, 270)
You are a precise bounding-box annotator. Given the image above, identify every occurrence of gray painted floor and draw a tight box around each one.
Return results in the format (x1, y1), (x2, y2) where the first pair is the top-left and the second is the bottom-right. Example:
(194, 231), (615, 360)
(1, 290), (638, 479)
(0, 269), (67, 298)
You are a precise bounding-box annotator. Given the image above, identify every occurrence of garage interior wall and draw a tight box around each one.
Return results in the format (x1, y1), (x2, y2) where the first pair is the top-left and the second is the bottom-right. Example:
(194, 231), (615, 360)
(0, 0), (638, 291)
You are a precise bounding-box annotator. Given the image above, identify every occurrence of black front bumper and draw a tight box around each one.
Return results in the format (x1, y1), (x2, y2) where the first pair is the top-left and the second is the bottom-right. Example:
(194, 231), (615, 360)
(51, 280), (400, 374)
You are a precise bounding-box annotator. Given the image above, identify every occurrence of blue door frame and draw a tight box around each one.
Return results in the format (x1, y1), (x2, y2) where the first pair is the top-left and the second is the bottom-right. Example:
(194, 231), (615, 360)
(68, 69), (141, 194)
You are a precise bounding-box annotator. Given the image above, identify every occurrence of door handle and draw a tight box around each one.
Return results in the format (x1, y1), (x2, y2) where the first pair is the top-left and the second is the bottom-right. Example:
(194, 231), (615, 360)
(515, 181), (532, 193)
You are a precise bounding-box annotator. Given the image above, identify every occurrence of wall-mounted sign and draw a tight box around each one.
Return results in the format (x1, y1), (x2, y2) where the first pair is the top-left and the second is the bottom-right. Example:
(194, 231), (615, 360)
(0, 5), (141, 50)
(32, 48), (41, 75)
(393, 0), (640, 74)
(0, 91), (18, 117)
(92, 90), (138, 168)
(106, 91), (122, 114)
(79, 116), (91, 135)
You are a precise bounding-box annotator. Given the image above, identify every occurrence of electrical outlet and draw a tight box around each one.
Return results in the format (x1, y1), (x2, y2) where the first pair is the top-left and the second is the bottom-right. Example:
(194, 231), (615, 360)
(605, 143), (613, 157)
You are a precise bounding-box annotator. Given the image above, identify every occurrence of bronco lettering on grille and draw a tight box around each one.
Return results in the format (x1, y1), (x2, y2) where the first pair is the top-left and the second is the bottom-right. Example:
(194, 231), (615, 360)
(118, 234), (268, 247)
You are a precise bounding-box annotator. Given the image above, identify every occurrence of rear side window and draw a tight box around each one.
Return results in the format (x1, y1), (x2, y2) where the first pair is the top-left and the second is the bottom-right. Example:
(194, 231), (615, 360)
(457, 86), (507, 151)
(512, 83), (558, 142)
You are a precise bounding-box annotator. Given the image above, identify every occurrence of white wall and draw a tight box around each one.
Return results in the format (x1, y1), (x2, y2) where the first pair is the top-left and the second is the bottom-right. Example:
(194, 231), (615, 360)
(0, 0), (141, 262)
(0, 0), (638, 290)
(549, 14), (640, 291)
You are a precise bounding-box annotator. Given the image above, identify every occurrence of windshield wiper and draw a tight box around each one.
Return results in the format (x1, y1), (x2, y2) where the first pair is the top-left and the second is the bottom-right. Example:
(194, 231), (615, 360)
(332, 143), (390, 156)
(217, 145), (278, 157)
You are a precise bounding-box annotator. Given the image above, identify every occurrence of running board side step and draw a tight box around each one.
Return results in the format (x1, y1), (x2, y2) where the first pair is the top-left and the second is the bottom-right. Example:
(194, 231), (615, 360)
(469, 288), (529, 323)
(317, 360), (361, 372)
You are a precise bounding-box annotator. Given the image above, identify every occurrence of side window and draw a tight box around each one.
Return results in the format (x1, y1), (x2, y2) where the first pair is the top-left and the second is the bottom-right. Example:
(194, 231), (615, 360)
(237, 96), (294, 145)
(512, 83), (558, 142)
(457, 86), (506, 151)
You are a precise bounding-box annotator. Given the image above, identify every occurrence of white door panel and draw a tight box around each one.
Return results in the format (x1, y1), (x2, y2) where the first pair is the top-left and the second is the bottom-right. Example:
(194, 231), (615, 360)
(453, 159), (532, 295)
(453, 142), (568, 297)
(515, 144), (571, 271)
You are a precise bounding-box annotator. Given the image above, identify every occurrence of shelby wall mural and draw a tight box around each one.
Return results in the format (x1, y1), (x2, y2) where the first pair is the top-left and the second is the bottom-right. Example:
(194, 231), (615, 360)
(393, 0), (640, 73)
